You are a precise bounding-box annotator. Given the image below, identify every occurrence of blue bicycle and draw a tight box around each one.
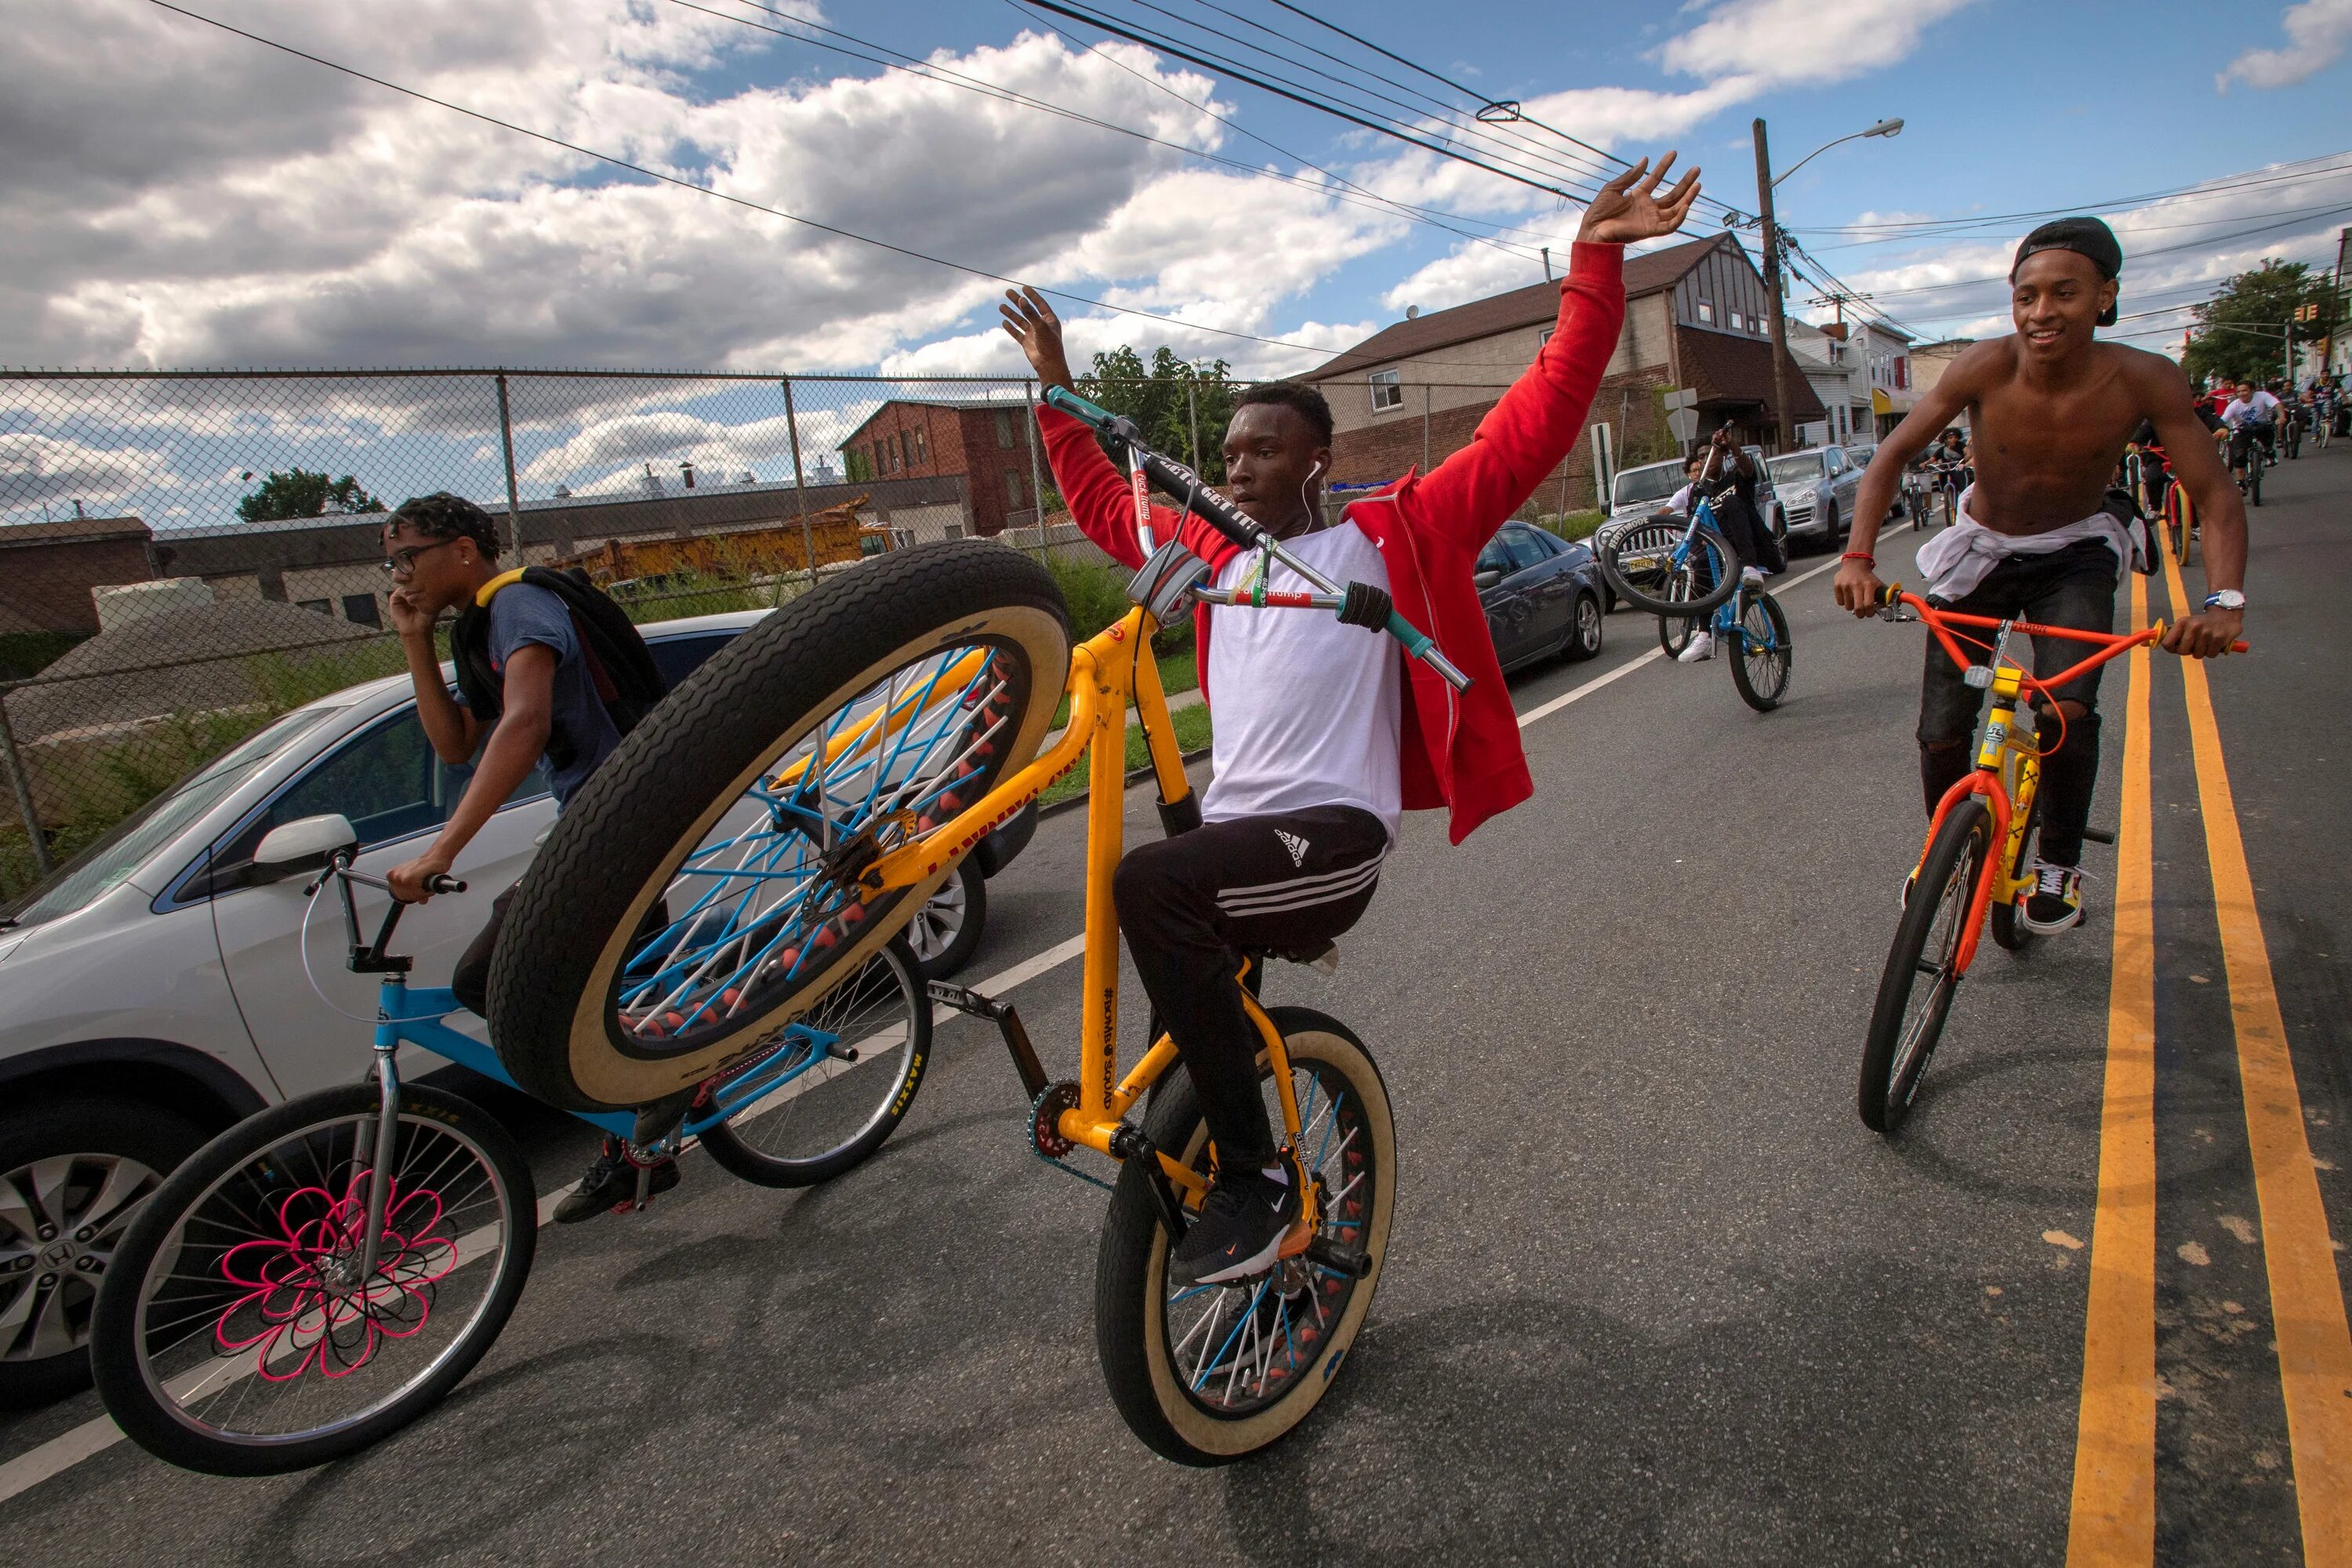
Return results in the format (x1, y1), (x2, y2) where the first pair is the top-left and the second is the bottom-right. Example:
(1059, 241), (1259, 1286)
(89, 816), (930, 1475)
(1595, 481), (1792, 713)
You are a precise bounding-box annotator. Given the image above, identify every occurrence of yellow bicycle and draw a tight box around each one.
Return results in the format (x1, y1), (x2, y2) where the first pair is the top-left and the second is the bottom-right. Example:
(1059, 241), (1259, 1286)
(490, 392), (1466, 1461)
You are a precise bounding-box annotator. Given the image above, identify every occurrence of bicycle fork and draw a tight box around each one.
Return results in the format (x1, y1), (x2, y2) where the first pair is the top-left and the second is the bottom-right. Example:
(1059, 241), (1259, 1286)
(355, 981), (407, 1287)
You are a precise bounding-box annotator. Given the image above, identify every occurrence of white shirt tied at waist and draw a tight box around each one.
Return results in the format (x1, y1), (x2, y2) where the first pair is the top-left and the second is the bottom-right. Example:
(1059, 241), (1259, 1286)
(1913, 484), (2146, 601)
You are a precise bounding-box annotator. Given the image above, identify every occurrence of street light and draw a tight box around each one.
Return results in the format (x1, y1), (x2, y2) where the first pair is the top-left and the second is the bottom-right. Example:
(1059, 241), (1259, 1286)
(1753, 117), (1904, 449)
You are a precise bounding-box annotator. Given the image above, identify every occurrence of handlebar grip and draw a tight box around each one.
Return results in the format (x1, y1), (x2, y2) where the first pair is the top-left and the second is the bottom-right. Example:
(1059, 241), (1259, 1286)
(1044, 385), (1116, 428)
(427, 875), (467, 895)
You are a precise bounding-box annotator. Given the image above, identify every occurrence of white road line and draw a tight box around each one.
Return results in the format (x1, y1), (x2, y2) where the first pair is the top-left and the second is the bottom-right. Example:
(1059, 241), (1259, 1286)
(0, 550), (1853, 1506)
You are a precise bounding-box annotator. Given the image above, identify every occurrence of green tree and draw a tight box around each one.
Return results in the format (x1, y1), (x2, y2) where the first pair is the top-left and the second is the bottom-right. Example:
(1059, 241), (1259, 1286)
(842, 446), (874, 483)
(235, 468), (387, 523)
(1078, 347), (1236, 483)
(2181, 259), (2337, 389)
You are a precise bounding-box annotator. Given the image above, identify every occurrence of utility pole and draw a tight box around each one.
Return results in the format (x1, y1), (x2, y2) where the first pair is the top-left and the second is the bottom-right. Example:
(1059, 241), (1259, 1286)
(1752, 118), (1792, 453)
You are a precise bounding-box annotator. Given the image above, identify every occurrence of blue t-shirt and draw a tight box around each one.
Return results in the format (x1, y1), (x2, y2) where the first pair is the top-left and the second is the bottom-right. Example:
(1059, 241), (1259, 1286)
(456, 583), (622, 808)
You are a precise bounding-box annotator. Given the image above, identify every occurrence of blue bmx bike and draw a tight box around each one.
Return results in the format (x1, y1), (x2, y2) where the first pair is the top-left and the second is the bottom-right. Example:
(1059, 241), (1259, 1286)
(1595, 486), (1793, 712)
(89, 816), (930, 1475)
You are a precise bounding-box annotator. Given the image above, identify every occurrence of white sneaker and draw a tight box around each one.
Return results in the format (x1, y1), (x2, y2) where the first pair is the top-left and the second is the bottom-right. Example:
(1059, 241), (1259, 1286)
(1677, 630), (1715, 662)
(1740, 565), (1766, 586)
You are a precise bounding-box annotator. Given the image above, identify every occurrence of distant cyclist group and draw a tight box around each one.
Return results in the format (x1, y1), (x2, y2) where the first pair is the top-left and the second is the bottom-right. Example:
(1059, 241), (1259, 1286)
(92, 162), (2285, 1472)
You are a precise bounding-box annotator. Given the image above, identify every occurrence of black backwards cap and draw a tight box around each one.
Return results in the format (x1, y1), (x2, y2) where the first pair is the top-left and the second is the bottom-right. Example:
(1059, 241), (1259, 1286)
(2012, 216), (2122, 326)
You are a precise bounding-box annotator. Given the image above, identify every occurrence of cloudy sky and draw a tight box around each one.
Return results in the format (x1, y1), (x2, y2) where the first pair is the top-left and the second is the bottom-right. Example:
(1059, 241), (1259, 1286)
(4, 0), (2349, 521)
(9, 0), (2350, 376)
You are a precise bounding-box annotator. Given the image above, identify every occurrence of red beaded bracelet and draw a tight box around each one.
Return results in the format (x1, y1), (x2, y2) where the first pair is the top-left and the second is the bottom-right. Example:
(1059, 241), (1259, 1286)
(1841, 551), (1876, 564)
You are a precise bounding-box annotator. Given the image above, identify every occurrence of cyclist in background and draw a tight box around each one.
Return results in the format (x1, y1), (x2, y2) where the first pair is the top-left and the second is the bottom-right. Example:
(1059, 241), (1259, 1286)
(380, 493), (678, 1225)
(2223, 379), (2281, 481)
(1838, 217), (2246, 934)
(1670, 428), (1773, 663)
(1001, 153), (1701, 1287)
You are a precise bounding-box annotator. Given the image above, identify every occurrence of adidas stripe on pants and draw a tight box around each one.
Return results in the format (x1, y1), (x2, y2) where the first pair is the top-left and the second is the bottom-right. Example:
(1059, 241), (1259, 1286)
(1112, 805), (1388, 1172)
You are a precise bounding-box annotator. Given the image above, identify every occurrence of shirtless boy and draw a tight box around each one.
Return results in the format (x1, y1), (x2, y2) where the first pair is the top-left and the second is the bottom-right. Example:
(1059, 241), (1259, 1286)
(1834, 216), (2246, 934)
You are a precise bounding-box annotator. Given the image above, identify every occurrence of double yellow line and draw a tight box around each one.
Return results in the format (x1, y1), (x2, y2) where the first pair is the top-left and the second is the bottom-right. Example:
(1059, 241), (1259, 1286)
(2066, 553), (2352, 1564)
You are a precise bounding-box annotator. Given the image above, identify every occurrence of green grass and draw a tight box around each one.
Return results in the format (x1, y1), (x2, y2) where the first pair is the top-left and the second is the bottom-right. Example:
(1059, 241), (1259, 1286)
(1039, 701), (1213, 808)
(1049, 648), (1199, 730)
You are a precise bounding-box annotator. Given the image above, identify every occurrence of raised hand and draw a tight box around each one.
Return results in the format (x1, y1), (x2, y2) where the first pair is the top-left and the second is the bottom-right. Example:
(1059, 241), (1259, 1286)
(1577, 152), (1702, 246)
(999, 285), (1079, 394)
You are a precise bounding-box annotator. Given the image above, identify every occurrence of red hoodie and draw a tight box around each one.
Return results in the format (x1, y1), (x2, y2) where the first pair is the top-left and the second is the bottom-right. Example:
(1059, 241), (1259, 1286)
(1036, 241), (1627, 844)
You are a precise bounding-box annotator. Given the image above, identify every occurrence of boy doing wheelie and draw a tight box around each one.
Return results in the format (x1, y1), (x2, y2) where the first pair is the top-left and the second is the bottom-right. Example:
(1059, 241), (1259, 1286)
(1837, 217), (2246, 934)
(1003, 154), (1700, 1287)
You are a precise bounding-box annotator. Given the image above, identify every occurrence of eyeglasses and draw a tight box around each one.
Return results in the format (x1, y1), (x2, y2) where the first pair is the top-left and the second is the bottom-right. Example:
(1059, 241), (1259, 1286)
(380, 538), (459, 577)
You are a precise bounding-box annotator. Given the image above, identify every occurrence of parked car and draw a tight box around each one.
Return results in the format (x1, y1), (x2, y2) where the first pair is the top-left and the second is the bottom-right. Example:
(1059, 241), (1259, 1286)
(1595, 448), (1788, 604)
(1766, 445), (1865, 547)
(1474, 520), (1608, 668)
(0, 606), (1030, 1405)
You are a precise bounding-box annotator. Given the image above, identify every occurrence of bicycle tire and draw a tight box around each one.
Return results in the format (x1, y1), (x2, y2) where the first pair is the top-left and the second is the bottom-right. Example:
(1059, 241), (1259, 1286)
(91, 1083), (535, 1476)
(1094, 1007), (1395, 1465)
(1596, 517), (1740, 619)
(2249, 459), (2263, 506)
(487, 540), (1069, 1112)
(2164, 488), (2189, 566)
(1859, 800), (1991, 1134)
(1726, 589), (1791, 713)
(1657, 614), (1698, 659)
(695, 936), (931, 1187)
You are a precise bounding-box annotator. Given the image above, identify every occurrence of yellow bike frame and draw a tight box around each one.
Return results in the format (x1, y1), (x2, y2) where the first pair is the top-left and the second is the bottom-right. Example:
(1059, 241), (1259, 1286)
(858, 604), (1310, 1210)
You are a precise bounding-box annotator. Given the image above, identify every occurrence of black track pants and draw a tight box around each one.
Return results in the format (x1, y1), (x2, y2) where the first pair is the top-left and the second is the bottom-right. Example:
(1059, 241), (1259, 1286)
(1113, 806), (1388, 1173)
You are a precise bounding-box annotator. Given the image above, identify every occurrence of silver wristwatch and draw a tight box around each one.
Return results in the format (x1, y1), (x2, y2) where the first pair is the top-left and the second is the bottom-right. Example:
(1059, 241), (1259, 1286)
(2203, 589), (2245, 612)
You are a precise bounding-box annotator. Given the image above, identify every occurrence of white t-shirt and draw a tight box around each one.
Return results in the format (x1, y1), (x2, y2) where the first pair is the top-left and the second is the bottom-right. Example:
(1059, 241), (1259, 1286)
(2224, 392), (2280, 427)
(1199, 521), (1403, 838)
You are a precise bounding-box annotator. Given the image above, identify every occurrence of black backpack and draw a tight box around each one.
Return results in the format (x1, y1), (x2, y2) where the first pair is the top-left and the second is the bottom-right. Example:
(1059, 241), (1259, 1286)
(451, 567), (666, 769)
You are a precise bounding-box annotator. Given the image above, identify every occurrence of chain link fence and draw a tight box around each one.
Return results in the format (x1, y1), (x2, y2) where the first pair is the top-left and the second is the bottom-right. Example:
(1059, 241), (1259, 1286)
(0, 363), (1614, 899)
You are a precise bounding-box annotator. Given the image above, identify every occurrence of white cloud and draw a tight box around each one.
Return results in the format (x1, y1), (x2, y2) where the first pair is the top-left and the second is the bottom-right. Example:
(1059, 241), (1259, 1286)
(2216, 0), (2352, 90)
(1656, 0), (1980, 86)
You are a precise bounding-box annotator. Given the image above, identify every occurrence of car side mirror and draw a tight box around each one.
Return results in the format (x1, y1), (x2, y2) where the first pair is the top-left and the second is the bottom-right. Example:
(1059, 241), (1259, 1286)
(1473, 568), (1505, 591)
(254, 813), (359, 877)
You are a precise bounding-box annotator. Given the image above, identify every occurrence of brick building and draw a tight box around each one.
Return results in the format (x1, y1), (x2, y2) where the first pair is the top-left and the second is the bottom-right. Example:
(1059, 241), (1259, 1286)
(1305, 233), (1824, 506)
(840, 399), (1044, 537)
(0, 514), (158, 636)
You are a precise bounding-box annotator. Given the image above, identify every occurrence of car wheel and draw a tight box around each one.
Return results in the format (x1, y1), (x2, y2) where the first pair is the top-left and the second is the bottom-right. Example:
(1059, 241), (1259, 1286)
(0, 1096), (209, 1407)
(1566, 592), (1605, 661)
(1821, 503), (1842, 546)
(902, 858), (985, 980)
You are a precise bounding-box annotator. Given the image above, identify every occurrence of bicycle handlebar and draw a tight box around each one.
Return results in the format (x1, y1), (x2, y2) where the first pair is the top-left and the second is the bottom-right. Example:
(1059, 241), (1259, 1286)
(1873, 586), (2247, 691)
(1045, 386), (1471, 691)
(338, 866), (467, 898)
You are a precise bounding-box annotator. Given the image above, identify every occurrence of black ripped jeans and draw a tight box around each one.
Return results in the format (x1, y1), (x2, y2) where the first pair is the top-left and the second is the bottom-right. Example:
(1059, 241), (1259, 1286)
(1918, 539), (2118, 868)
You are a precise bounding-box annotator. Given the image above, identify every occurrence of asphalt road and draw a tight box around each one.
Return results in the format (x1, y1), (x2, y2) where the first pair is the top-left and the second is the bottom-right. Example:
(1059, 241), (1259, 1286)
(3, 448), (2346, 1565)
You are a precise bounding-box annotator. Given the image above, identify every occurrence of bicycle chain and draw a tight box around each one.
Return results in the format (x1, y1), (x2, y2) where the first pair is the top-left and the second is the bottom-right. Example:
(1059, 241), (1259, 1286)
(1028, 1082), (1114, 1192)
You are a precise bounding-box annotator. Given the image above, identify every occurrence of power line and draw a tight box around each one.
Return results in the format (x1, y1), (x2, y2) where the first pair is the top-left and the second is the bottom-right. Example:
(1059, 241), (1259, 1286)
(1847, 202), (2352, 303)
(143, 0), (1382, 365)
(1785, 151), (2352, 238)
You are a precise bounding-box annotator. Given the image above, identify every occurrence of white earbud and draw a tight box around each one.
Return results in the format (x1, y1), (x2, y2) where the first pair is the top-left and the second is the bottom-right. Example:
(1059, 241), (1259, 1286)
(1308, 459), (1324, 480)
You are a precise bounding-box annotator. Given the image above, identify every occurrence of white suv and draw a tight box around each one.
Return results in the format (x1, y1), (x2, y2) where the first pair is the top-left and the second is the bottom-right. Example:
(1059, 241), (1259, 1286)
(0, 607), (1027, 1404)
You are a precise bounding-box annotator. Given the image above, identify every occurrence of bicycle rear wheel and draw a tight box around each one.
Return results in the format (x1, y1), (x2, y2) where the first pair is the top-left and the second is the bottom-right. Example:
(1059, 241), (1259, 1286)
(1597, 517), (1739, 619)
(1989, 781), (2042, 954)
(487, 540), (1069, 1112)
(694, 936), (931, 1187)
(89, 1084), (535, 1475)
(1727, 589), (1791, 712)
(1859, 799), (1991, 1134)
(1657, 614), (1699, 659)
(1095, 1008), (1394, 1465)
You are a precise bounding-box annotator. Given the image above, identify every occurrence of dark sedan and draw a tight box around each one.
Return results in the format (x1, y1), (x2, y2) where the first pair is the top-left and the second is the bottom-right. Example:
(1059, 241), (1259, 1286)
(1474, 520), (1607, 671)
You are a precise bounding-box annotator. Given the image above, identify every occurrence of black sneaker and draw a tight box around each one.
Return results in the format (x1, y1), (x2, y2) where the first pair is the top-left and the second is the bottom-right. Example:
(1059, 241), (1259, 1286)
(1171, 1166), (1305, 1287)
(2021, 859), (2085, 935)
(554, 1136), (681, 1223)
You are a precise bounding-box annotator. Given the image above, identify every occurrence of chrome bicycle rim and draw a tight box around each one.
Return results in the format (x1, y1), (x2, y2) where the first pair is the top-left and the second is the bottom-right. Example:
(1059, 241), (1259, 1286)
(1889, 839), (1975, 1103)
(701, 943), (924, 1167)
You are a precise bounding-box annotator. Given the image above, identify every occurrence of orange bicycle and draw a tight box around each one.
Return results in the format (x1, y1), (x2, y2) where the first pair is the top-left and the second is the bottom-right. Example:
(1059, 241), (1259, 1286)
(1855, 587), (2241, 1133)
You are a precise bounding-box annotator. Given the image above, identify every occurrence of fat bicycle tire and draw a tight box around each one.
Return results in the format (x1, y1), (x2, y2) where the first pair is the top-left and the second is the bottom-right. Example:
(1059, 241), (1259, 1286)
(1860, 800), (1992, 1135)
(1727, 588), (1791, 713)
(1094, 1007), (1395, 1465)
(1597, 517), (1740, 619)
(695, 936), (931, 1187)
(486, 540), (1069, 1112)
(90, 1083), (535, 1476)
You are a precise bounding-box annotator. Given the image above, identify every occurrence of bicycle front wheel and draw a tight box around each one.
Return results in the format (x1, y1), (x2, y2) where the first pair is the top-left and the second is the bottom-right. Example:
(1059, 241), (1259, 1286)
(1597, 518), (1740, 619)
(488, 539), (1069, 1112)
(89, 1084), (535, 1475)
(1095, 1008), (1395, 1465)
(1727, 589), (1791, 712)
(1860, 799), (1991, 1134)
(695, 936), (931, 1187)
